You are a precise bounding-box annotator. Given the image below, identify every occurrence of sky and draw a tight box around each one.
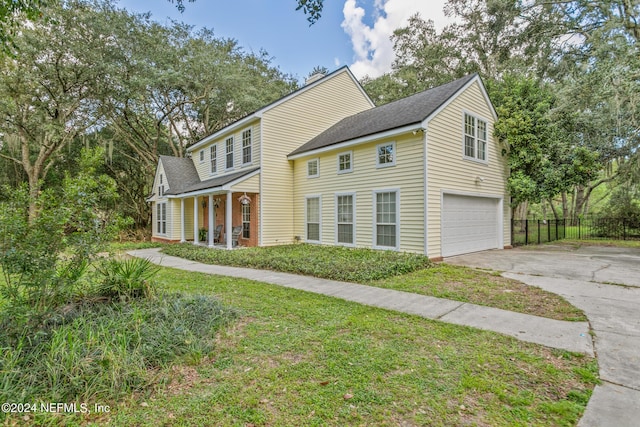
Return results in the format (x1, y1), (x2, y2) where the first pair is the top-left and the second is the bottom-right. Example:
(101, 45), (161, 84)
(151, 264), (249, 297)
(117, 0), (452, 84)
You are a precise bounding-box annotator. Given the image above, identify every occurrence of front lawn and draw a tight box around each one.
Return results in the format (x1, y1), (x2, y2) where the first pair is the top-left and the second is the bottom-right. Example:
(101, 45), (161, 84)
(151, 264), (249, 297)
(162, 243), (585, 321)
(100, 268), (597, 426)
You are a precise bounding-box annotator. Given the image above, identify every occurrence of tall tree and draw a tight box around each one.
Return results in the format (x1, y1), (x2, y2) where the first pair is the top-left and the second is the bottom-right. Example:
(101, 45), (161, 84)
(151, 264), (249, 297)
(0, 1), (122, 218)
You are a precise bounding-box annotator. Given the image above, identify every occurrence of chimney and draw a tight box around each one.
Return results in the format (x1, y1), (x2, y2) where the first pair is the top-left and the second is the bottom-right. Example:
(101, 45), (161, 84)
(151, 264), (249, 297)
(305, 72), (325, 85)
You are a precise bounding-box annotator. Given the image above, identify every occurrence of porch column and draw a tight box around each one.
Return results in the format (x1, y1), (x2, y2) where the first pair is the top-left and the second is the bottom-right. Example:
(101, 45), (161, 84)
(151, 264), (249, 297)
(180, 198), (186, 243)
(226, 190), (232, 249)
(208, 194), (214, 247)
(193, 197), (199, 245)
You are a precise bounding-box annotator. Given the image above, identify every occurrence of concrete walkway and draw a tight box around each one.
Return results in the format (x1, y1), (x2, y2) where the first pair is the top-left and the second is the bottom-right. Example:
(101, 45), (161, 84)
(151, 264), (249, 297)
(128, 248), (593, 356)
(447, 246), (640, 427)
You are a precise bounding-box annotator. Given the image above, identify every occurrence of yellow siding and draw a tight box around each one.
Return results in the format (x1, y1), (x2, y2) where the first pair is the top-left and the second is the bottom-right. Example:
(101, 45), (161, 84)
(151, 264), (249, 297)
(231, 173), (260, 193)
(193, 120), (261, 181)
(426, 80), (510, 257)
(261, 70), (373, 245)
(292, 133), (425, 253)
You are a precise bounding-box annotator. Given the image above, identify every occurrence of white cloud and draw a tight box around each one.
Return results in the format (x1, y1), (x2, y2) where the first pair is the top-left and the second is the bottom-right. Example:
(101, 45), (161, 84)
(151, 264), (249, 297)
(341, 0), (451, 79)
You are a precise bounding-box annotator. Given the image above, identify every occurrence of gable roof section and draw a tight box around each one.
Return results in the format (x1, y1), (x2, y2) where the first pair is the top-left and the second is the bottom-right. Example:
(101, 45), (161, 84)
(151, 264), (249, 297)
(159, 155), (259, 197)
(159, 155), (200, 195)
(187, 66), (374, 153)
(288, 73), (485, 158)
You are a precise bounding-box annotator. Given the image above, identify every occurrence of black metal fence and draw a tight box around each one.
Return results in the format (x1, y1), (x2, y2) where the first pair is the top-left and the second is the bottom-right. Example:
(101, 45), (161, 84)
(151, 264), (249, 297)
(512, 218), (640, 246)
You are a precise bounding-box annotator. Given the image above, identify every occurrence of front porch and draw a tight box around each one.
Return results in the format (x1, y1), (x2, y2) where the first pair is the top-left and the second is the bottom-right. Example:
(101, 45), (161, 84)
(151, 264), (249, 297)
(182, 191), (259, 249)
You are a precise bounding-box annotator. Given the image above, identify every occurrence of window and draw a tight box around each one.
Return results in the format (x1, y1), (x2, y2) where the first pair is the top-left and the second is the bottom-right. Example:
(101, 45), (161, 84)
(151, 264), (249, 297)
(464, 113), (488, 162)
(306, 196), (321, 242)
(158, 174), (164, 197)
(157, 202), (167, 235)
(242, 129), (252, 164)
(337, 151), (352, 174)
(374, 190), (398, 248)
(225, 137), (234, 169)
(210, 144), (217, 174)
(307, 159), (319, 178)
(336, 194), (354, 245)
(199, 150), (204, 163)
(376, 142), (395, 167)
(242, 204), (250, 239)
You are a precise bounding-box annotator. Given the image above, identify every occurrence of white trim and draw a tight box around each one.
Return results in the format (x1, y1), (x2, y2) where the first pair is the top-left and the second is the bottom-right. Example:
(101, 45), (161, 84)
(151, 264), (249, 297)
(209, 144), (218, 175)
(241, 127), (253, 166)
(188, 67), (374, 153)
(307, 158), (320, 178)
(259, 120), (264, 247)
(180, 199), (185, 242)
(372, 188), (400, 251)
(423, 126), (429, 256)
(336, 151), (353, 174)
(304, 194), (322, 243)
(422, 74), (497, 128)
(287, 124), (421, 160)
(376, 141), (396, 168)
(439, 190), (505, 258)
(225, 136), (235, 171)
(461, 110), (489, 165)
(334, 192), (356, 247)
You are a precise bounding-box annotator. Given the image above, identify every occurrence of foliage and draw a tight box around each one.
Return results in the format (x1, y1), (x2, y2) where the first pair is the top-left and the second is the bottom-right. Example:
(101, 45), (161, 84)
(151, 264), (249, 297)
(491, 75), (599, 206)
(0, 147), (127, 341)
(0, 292), (236, 404)
(162, 243), (432, 282)
(102, 267), (597, 426)
(95, 258), (159, 301)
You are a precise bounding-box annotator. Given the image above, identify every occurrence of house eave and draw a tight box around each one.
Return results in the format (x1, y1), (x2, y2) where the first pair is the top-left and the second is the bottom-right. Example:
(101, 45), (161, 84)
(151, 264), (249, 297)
(287, 123), (423, 160)
(167, 168), (261, 199)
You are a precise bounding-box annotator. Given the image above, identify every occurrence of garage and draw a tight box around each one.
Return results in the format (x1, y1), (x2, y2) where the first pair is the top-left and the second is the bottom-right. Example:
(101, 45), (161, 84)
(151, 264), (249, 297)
(441, 194), (501, 257)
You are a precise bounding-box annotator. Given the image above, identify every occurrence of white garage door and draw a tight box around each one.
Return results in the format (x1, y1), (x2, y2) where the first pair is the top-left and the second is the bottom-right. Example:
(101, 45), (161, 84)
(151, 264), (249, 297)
(442, 194), (500, 257)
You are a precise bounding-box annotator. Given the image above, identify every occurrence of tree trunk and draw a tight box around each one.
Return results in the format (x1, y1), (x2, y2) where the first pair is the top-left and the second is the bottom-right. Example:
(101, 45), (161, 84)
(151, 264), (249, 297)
(561, 192), (569, 220)
(548, 198), (560, 220)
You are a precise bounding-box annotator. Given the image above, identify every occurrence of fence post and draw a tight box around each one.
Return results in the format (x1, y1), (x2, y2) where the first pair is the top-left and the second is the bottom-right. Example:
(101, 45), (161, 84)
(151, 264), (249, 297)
(623, 219), (627, 241)
(548, 220), (551, 242)
(525, 219), (529, 245)
(555, 220), (558, 241)
(578, 218), (581, 240)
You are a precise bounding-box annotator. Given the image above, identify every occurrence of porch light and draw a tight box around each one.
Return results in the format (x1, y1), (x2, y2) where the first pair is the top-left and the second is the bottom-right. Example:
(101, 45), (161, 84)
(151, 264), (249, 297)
(201, 198), (207, 208)
(238, 193), (251, 205)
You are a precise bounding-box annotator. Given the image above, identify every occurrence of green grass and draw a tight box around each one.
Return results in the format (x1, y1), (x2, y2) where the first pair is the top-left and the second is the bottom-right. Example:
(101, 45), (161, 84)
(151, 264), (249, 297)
(89, 268), (597, 426)
(163, 243), (432, 282)
(162, 243), (584, 321)
(371, 264), (586, 321)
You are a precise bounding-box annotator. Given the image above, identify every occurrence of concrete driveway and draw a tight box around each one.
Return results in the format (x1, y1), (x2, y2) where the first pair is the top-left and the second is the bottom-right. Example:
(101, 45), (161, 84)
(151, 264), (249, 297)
(447, 245), (640, 427)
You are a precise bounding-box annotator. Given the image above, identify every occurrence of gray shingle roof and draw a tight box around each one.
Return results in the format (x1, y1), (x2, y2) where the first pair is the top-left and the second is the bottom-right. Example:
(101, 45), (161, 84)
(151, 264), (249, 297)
(160, 155), (259, 196)
(178, 167), (260, 194)
(289, 73), (477, 157)
(160, 155), (200, 195)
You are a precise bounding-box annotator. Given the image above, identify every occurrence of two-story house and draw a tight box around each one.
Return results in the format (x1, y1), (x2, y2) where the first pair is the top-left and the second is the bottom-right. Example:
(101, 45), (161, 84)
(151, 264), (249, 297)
(148, 67), (510, 260)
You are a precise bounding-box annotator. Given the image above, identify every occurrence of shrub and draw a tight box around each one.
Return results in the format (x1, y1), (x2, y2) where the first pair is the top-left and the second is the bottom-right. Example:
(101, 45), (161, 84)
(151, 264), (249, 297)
(95, 258), (159, 301)
(0, 292), (236, 404)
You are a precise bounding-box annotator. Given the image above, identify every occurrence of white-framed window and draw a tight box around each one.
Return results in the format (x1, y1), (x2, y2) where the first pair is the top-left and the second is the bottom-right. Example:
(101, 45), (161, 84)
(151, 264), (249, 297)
(305, 196), (321, 242)
(335, 193), (355, 245)
(376, 142), (396, 168)
(242, 129), (252, 165)
(307, 158), (319, 178)
(225, 137), (234, 169)
(158, 173), (164, 197)
(373, 189), (399, 249)
(210, 144), (217, 174)
(156, 202), (167, 235)
(463, 112), (488, 162)
(199, 150), (205, 163)
(242, 203), (250, 239)
(337, 151), (353, 174)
